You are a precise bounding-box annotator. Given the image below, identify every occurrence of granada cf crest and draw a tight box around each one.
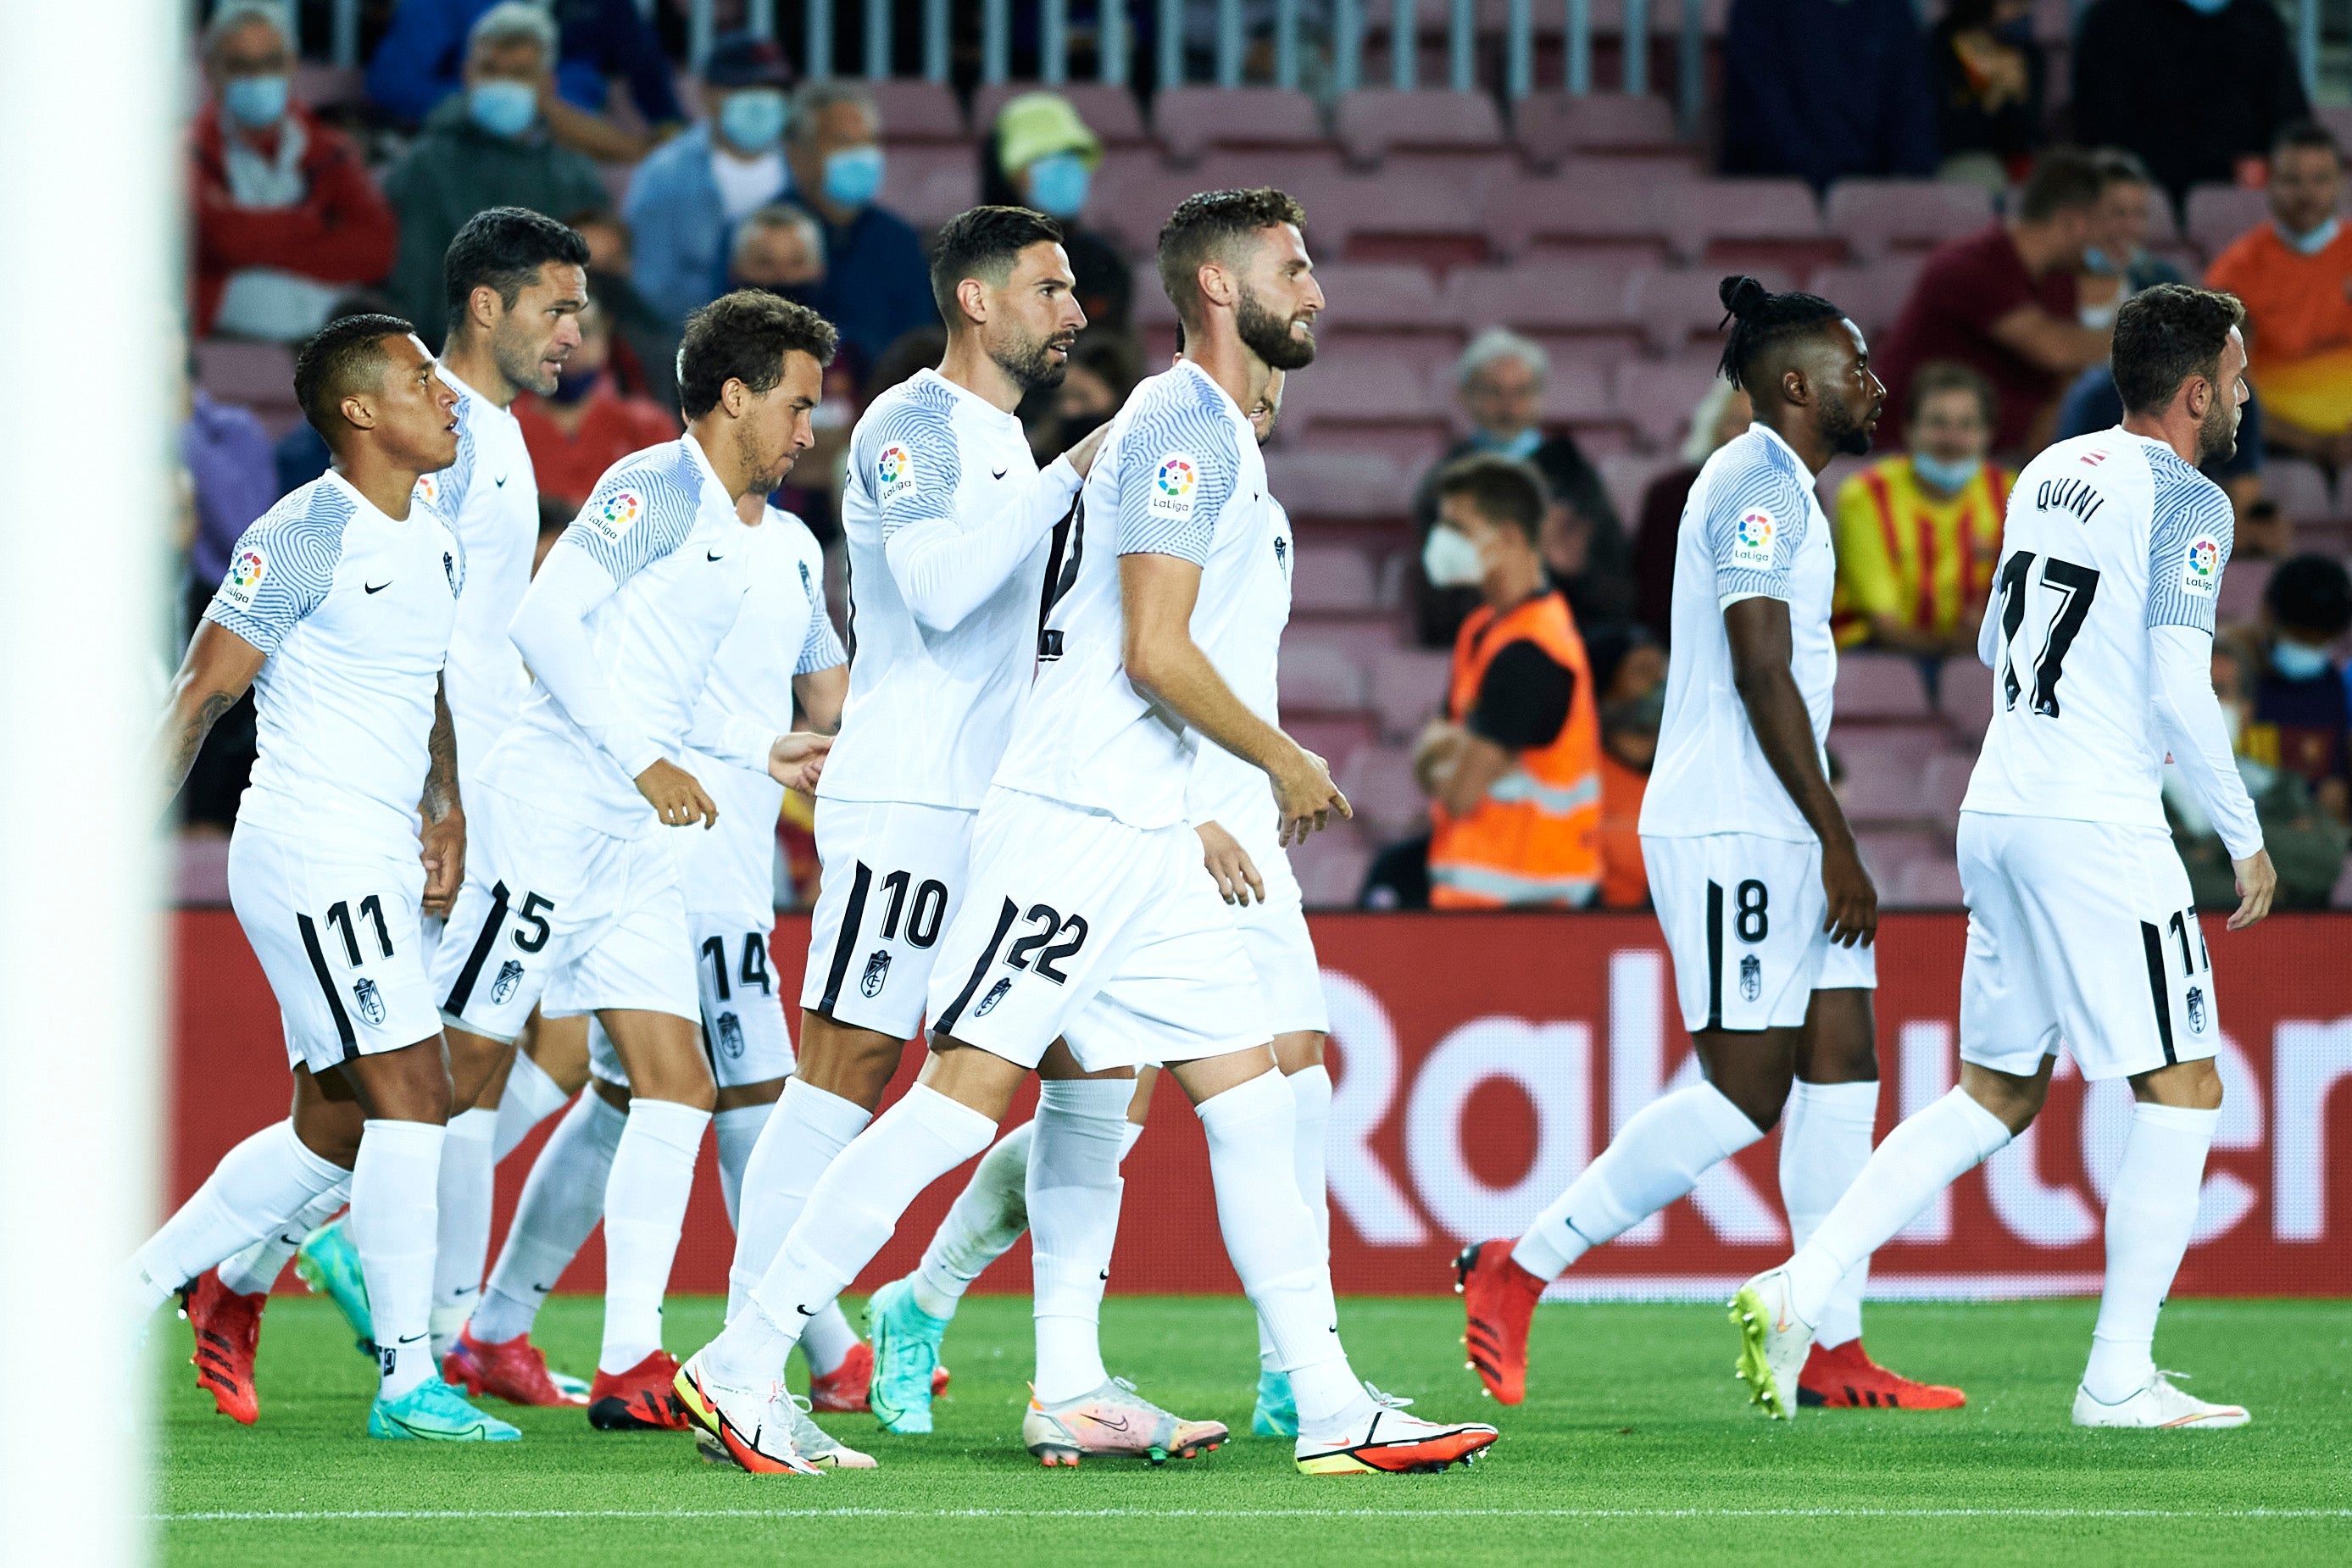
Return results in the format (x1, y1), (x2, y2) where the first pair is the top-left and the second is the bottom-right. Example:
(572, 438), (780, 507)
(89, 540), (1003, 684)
(352, 977), (385, 1026)
(2187, 985), (2208, 1035)
(975, 976), (1013, 1017)
(715, 1011), (745, 1059)
(1739, 954), (1762, 1004)
(860, 948), (891, 998)
(491, 959), (525, 1005)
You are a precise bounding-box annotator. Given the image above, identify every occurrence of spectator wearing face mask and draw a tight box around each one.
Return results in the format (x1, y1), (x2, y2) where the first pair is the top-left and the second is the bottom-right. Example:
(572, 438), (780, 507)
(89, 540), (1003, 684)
(2244, 553), (2352, 825)
(1831, 363), (2010, 658)
(1029, 330), (1137, 464)
(2206, 122), (2352, 470)
(1930, 0), (2046, 192)
(190, 2), (397, 342)
(381, 3), (607, 342)
(509, 298), (681, 510)
(2168, 635), (2347, 906)
(1581, 624), (1668, 910)
(2076, 150), (2186, 329)
(2071, 0), (2309, 206)
(726, 202), (826, 300)
(786, 81), (934, 369)
(981, 92), (1133, 331)
(622, 34), (798, 332)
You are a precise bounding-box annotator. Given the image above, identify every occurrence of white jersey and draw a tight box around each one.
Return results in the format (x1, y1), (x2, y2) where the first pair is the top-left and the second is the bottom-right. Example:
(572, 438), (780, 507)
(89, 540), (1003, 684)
(1640, 423), (1838, 842)
(480, 435), (753, 837)
(997, 359), (1271, 830)
(818, 369), (1060, 810)
(415, 367), (537, 775)
(1962, 429), (2235, 831)
(205, 470), (461, 848)
(674, 509), (845, 920)
(1186, 495), (1293, 848)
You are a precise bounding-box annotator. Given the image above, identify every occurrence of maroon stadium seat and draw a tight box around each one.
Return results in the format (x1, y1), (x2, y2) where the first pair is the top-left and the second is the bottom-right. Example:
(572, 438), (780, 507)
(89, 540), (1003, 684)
(1515, 93), (1684, 170)
(196, 339), (297, 407)
(1920, 750), (1976, 823)
(870, 80), (965, 143)
(1625, 264), (1793, 353)
(1653, 179), (1833, 272)
(970, 82), (1149, 146)
(1290, 826), (1373, 909)
(1279, 641), (1372, 712)
(1597, 452), (1679, 530)
(2219, 556), (2275, 625)
(1290, 546), (1383, 614)
(1321, 172), (1494, 269)
(1939, 658), (1996, 742)
(1483, 162), (1682, 265)
(1263, 450), (1417, 523)
(1371, 648), (1454, 740)
(2261, 456), (2336, 522)
(880, 144), (981, 228)
(1337, 744), (1429, 839)
(1835, 743), (1932, 826)
(1615, 356), (1729, 453)
(1448, 262), (1635, 335)
(1854, 828), (1944, 891)
(1891, 857), (1966, 909)
(1824, 179), (1994, 260)
(1334, 89), (1507, 167)
(1835, 653), (1932, 720)
(1154, 86), (1325, 163)
(1804, 256), (1927, 342)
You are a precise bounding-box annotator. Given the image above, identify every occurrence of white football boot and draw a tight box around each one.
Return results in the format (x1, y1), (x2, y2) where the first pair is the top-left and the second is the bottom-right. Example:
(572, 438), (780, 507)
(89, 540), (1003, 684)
(1730, 1266), (1816, 1421)
(2071, 1370), (2249, 1430)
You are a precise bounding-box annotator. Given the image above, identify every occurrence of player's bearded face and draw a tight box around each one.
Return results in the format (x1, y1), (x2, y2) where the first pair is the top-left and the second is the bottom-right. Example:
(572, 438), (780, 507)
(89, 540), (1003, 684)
(490, 264), (587, 398)
(1236, 281), (1316, 371)
(993, 317), (1075, 394)
(2196, 380), (2239, 464)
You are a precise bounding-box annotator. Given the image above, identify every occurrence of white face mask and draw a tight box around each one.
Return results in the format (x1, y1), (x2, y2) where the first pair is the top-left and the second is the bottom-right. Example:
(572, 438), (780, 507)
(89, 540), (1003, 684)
(1422, 526), (1486, 588)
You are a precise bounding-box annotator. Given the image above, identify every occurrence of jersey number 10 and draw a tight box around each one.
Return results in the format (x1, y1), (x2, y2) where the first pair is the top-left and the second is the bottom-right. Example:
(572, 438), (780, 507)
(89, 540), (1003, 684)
(1993, 550), (2102, 718)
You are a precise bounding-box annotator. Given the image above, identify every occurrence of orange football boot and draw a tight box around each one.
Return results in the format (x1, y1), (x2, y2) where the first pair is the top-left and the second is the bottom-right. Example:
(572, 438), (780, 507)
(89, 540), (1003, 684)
(1799, 1338), (1966, 1410)
(181, 1270), (264, 1426)
(587, 1348), (690, 1431)
(1454, 1240), (1545, 1404)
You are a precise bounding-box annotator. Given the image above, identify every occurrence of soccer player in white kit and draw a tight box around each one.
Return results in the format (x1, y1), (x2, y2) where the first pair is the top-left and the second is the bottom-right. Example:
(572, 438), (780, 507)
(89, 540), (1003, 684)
(1456, 276), (1897, 1408)
(427, 291), (837, 1432)
(128, 316), (516, 1441)
(1733, 284), (2277, 1430)
(678, 189), (1498, 1479)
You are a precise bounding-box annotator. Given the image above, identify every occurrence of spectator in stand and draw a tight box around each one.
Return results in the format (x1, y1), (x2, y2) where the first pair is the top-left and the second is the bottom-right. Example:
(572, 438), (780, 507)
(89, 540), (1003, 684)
(980, 92), (1133, 331)
(1929, 0), (2045, 192)
(2206, 122), (2352, 470)
(568, 208), (677, 411)
(180, 349), (279, 831)
(1030, 329), (1137, 464)
(191, 3), (397, 343)
(1875, 147), (2110, 456)
(2071, 0), (2309, 206)
(1720, 0), (1937, 192)
(622, 34), (798, 332)
(365, 0), (684, 163)
(726, 202), (826, 299)
(2168, 636), (2347, 908)
(1413, 330), (1628, 648)
(1417, 456), (1604, 909)
(1582, 624), (1667, 911)
(381, 4), (608, 342)
(787, 82), (937, 370)
(2244, 553), (2352, 824)
(2077, 150), (2186, 330)
(509, 298), (680, 511)
(1633, 379), (1751, 649)
(1832, 363), (2010, 658)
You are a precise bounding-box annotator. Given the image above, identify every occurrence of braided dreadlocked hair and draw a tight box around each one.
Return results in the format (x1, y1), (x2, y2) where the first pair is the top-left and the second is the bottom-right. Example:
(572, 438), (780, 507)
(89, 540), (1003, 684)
(1715, 275), (1848, 392)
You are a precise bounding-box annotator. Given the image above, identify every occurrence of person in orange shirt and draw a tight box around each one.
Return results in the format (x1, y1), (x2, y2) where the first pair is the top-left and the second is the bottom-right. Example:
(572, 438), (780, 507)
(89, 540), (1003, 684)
(509, 297), (681, 511)
(1418, 455), (1604, 908)
(2206, 120), (2352, 466)
(1832, 361), (2011, 654)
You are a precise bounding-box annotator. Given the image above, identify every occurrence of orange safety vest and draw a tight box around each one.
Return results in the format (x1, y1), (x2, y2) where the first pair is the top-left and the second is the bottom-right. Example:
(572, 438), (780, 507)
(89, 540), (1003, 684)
(1428, 590), (1603, 908)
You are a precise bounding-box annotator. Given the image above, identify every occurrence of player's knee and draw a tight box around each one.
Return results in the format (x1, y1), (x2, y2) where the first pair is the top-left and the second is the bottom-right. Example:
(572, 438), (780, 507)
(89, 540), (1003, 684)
(2135, 1056), (2223, 1112)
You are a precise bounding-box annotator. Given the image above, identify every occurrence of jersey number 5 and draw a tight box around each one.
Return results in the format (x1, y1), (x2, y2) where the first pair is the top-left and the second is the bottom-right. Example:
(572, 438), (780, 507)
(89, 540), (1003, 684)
(1993, 550), (2101, 717)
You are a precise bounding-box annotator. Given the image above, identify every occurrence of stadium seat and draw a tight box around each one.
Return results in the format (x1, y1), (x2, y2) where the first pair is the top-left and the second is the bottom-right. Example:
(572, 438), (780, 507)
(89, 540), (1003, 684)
(2333, 855), (2352, 910)
(2262, 456), (2337, 523)
(1625, 265), (1793, 353)
(1284, 352), (1446, 422)
(175, 837), (231, 907)
(1835, 654), (1932, 720)
(1371, 647), (1453, 740)
(1835, 743), (1932, 826)
(1654, 179), (1832, 271)
(2320, 106), (2352, 160)
(970, 81), (1149, 146)
(1263, 450), (1417, 523)
(1287, 714), (1378, 779)
(1891, 857), (1966, 909)
(195, 339), (297, 409)
(1337, 744), (1429, 839)
(1334, 89), (1507, 168)
(1320, 172), (1494, 270)
(1920, 750), (1976, 822)
(1813, 453), (1873, 515)
(1481, 164), (1679, 266)
(1448, 262), (1637, 335)
(1939, 659), (1996, 742)
(2182, 184), (2271, 261)
(1279, 641), (1372, 713)
(1154, 86), (1325, 163)
(1290, 826), (1373, 909)
(1290, 546), (1384, 614)
(1515, 93), (1684, 170)
(1597, 452), (1679, 531)
(1306, 263), (1462, 370)
(1804, 255), (1927, 341)
(881, 144), (981, 227)
(1823, 179), (1993, 259)
(2220, 555), (2276, 624)
(1615, 356), (1726, 451)
(870, 80), (966, 143)
(1854, 828), (1944, 890)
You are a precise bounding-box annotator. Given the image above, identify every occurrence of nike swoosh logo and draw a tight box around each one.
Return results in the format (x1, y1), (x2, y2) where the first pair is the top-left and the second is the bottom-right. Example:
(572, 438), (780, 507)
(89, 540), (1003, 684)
(1092, 1415), (1131, 1432)
(364, 581), (391, 594)
(1098, 1268), (1110, 1282)
(396, 1333), (427, 1345)
(993, 467), (1008, 480)
(795, 1303), (819, 1316)
(707, 551), (725, 562)
(494, 475), (509, 487)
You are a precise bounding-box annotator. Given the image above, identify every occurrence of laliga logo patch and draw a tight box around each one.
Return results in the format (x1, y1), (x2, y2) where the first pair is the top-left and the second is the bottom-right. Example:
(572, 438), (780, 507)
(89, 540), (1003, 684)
(877, 442), (920, 504)
(860, 948), (892, 998)
(2183, 537), (2220, 595)
(1729, 509), (1777, 570)
(1148, 453), (1199, 520)
(588, 488), (642, 543)
(715, 1012), (745, 1059)
(221, 547), (269, 606)
(1739, 954), (1763, 1004)
(974, 976), (1013, 1017)
(352, 977), (385, 1027)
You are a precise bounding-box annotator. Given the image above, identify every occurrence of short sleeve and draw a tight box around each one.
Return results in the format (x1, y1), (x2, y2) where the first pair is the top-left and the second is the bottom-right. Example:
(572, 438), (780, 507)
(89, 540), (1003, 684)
(1704, 459), (1814, 602)
(560, 459), (698, 585)
(863, 392), (964, 540)
(792, 545), (846, 674)
(203, 493), (348, 654)
(2147, 467), (2234, 633)
(1468, 640), (1575, 750)
(1114, 385), (1242, 564)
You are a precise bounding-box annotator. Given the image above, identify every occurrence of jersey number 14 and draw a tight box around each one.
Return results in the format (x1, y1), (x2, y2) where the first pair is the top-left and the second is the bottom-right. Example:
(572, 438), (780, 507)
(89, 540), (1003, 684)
(1993, 550), (2101, 718)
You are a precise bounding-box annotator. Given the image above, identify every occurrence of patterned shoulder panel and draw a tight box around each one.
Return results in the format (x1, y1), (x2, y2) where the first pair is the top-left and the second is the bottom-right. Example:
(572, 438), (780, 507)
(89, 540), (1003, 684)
(563, 441), (706, 583)
(203, 480), (356, 654)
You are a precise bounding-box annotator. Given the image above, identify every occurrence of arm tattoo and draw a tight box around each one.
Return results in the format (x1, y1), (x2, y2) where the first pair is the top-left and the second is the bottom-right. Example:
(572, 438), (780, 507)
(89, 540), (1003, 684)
(162, 692), (235, 799)
(421, 680), (462, 823)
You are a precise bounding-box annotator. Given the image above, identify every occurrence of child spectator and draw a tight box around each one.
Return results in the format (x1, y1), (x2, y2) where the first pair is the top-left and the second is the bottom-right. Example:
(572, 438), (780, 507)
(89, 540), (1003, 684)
(2244, 553), (2352, 824)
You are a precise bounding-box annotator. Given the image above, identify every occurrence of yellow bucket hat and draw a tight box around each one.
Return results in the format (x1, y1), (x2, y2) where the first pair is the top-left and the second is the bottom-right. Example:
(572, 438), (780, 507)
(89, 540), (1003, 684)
(997, 91), (1103, 176)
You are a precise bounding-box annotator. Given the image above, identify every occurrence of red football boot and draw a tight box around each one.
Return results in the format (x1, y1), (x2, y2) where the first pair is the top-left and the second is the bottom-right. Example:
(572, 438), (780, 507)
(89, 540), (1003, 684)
(443, 1325), (590, 1407)
(587, 1349), (689, 1431)
(181, 1270), (264, 1426)
(1798, 1338), (1967, 1410)
(1454, 1240), (1545, 1405)
(806, 1340), (952, 1413)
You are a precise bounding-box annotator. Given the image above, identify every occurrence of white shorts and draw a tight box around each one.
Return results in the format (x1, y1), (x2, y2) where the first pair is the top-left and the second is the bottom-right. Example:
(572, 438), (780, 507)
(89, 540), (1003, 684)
(591, 912), (795, 1089)
(799, 797), (975, 1039)
(227, 824), (441, 1074)
(1643, 832), (1829, 1033)
(1957, 813), (2216, 1082)
(926, 787), (1271, 1073)
(431, 783), (698, 1042)
(1235, 847), (1328, 1037)
(1815, 931), (1877, 991)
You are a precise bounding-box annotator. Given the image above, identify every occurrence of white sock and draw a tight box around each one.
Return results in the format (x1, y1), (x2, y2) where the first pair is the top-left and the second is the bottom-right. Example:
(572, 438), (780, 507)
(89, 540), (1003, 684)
(218, 1178), (350, 1298)
(713, 1104), (773, 1232)
(353, 1119), (445, 1401)
(430, 1106), (498, 1357)
(1029, 1081), (1132, 1402)
(1787, 1087), (2012, 1325)
(726, 1078), (871, 1322)
(1197, 1070), (1364, 1436)
(1254, 1065), (1333, 1376)
(1779, 1080), (1879, 1350)
(492, 1051), (571, 1165)
(713, 1086), (995, 1387)
(598, 1098), (710, 1375)
(471, 1089), (626, 1345)
(1513, 1082), (1763, 1281)
(2082, 1102), (2219, 1404)
(127, 1119), (348, 1314)
(801, 1303), (859, 1376)
(914, 1119), (1035, 1320)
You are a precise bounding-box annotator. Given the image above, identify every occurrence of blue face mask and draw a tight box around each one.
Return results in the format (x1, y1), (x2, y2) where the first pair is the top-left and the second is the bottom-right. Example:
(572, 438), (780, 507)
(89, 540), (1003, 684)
(821, 145), (886, 211)
(2272, 640), (2333, 681)
(2280, 215), (2342, 256)
(1911, 452), (1981, 494)
(1475, 426), (1545, 462)
(718, 88), (787, 154)
(223, 75), (288, 130)
(467, 79), (538, 139)
(1025, 152), (1093, 220)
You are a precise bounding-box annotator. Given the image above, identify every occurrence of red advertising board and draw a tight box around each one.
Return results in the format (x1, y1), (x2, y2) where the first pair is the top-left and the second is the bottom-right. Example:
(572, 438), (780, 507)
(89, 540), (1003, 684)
(167, 911), (2352, 1299)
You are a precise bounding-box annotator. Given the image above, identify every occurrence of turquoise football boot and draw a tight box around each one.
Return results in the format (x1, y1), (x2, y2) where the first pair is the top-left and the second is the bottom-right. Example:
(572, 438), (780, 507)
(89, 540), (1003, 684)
(368, 1374), (521, 1442)
(292, 1217), (373, 1354)
(1252, 1368), (1298, 1437)
(864, 1276), (950, 1434)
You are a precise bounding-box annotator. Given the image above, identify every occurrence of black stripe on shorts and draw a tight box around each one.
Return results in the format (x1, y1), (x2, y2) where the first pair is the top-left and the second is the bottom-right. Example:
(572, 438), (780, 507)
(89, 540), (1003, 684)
(1705, 879), (1726, 1031)
(297, 912), (359, 1057)
(934, 897), (1021, 1037)
(815, 861), (874, 1016)
(441, 880), (510, 1016)
(2139, 920), (2177, 1066)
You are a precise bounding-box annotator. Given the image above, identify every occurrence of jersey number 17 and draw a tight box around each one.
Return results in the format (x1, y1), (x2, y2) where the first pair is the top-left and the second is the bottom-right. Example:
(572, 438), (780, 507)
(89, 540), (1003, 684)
(1992, 549), (2102, 718)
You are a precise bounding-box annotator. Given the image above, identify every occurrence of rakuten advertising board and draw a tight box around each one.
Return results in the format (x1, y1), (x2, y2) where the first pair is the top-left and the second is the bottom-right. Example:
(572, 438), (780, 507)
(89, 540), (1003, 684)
(168, 912), (2352, 1298)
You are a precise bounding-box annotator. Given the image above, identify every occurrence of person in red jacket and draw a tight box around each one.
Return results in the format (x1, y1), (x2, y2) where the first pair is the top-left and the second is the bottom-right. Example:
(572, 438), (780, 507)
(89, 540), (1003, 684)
(190, 2), (397, 340)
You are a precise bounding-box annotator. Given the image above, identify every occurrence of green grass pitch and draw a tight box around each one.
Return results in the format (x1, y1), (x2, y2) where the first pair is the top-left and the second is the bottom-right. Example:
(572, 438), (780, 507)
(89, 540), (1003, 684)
(158, 1293), (2352, 1566)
